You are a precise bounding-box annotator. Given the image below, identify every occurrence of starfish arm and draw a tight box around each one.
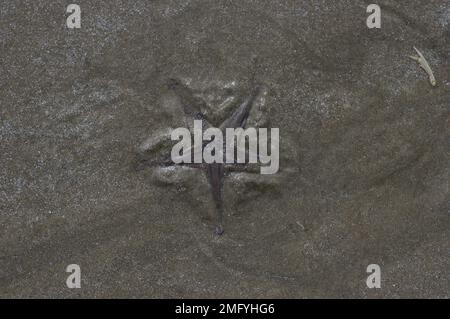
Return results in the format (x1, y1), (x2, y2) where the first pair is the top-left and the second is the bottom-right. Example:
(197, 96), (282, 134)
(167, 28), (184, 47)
(205, 163), (225, 235)
(174, 162), (205, 169)
(167, 78), (212, 128)
(206, 96), (238, 124)
(224, 163), (261, 173)
(219, 86), (263, 131)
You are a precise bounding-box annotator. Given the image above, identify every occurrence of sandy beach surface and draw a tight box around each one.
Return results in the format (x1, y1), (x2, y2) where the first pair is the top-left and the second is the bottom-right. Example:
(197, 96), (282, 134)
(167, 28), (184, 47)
(0, 0), (449, 298)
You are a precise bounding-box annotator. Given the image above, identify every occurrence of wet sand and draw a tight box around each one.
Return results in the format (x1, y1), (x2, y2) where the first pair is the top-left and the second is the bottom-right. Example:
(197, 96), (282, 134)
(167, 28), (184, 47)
(0, 0), (449, 298)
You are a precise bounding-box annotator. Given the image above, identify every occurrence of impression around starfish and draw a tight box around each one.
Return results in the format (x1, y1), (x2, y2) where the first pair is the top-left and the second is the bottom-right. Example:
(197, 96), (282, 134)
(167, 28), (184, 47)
(136, 78), (277, 235)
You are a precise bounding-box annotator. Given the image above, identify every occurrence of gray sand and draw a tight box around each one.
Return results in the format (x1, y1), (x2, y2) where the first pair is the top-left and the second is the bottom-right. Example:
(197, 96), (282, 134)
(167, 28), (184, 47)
(0, 0), (449, 298)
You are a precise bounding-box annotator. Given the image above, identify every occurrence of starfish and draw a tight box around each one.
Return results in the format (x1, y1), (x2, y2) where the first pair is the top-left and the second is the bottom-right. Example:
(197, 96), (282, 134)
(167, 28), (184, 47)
(408, 46), (437, 87)
(136, 78), (270, 235)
